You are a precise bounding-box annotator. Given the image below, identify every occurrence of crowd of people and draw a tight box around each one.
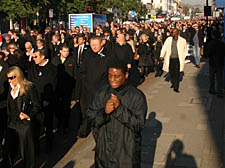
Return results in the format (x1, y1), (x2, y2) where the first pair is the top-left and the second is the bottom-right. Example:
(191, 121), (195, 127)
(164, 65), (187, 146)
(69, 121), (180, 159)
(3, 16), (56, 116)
(0, 16), (224, 167)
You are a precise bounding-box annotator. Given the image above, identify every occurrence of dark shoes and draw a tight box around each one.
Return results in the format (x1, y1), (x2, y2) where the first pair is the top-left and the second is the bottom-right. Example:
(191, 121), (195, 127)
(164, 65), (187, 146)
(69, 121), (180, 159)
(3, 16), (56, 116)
(170, 85), (174, 88)
(173, 89), (180, 93)
(195, 65), (200, 68)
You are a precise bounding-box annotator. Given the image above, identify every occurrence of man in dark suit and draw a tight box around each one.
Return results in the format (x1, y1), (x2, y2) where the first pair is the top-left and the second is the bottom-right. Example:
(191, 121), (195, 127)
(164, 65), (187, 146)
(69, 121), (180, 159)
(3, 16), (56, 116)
(205, 30), (225, 98)
(103, 30), (113, 51)
(77, 35), (111, 139)
(23, 42), (35, 75)
(0, 59), (8, 149)
(73, 34), (89, 105)
(113, 33), (134, 69)
(49, 35), (62, 60)
(27, 49), (57, 152)
(73, 34), (88, 69)
(52, 45), (77, 133)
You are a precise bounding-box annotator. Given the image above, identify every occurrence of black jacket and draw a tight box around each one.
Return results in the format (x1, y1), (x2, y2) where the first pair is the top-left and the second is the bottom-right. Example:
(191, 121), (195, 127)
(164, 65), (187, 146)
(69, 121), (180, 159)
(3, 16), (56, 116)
(0, 60), (9, 109)
(27, 61), (57, 103)
(79, 47), (111, 105)
(73, 45), (89, 66)
(154, 41), (163, 60)
(205, 39), (225, 68)
(87, 84), (147, 168)
(137, 42), (153, 66)
(51, 55), (77, 101)
(49, 42), (62, 60)
(190, 29), (204, 47)
(7, 84), (41, 125)
(112, 43), (134, 65)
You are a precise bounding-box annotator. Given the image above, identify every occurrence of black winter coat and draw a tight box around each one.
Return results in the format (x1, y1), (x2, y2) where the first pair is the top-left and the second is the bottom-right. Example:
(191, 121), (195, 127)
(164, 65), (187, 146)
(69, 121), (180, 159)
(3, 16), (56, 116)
(51, 56), (77, 102)
(0, 60), (8, 109)
(137, 42), (153, 66)
(205, 39), (225, 68)
(87, 84), (147, 168)
(27, 61), (57, 103)
(7, 84), (41, 125)
(79, 47), (111, 105)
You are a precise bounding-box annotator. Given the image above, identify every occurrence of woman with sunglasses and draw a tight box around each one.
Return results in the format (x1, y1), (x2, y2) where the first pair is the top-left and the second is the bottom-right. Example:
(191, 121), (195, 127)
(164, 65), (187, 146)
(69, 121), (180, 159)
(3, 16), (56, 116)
(4, 66), (41, 168)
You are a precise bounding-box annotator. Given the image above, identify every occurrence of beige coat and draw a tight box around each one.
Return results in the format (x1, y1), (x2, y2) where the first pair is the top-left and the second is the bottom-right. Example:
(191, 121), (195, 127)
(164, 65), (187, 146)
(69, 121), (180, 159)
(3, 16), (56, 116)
(160, 36), (187, 72)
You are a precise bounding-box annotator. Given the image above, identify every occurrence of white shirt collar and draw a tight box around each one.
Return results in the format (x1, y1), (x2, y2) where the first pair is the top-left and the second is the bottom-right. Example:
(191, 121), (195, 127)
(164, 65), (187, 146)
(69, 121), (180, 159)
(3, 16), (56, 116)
(26, 48), (34, 56)
(0, 65), (2, 73)
(39, 59), (49, 67)
(98, 47), (104, 55)
(10, 83), (20, 99)
(79, 44), (84, 48)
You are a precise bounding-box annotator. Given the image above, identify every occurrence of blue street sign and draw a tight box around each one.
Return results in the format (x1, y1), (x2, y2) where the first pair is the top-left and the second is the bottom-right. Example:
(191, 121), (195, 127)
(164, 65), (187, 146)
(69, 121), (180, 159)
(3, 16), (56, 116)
(216, 0), (225, 8)
(69, 14), (93, 32)
(130, 11), (135, 18)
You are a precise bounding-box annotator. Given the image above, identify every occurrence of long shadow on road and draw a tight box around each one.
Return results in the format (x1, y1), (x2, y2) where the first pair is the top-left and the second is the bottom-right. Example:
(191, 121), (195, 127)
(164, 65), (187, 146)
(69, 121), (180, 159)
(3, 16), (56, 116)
(141, 112), (163, 168)
(164, 139), (197, 168)
(196, 59), (224, 167)
(38, 103), (81, 168)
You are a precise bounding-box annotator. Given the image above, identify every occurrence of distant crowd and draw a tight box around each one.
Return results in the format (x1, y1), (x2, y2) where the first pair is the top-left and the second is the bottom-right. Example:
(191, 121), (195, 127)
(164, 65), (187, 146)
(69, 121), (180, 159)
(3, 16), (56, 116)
(0, 17), (224, 168)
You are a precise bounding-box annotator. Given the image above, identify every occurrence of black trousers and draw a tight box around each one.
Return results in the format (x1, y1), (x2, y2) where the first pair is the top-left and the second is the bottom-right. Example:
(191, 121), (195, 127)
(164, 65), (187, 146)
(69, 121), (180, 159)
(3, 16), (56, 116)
(0, 108), (7, 146)
(5, 123), (35, 168)
(78, 98), (89, 137)
(209, 65), (224, 94)
(55, 99), (70, 132)
(169, 58), (180, 90)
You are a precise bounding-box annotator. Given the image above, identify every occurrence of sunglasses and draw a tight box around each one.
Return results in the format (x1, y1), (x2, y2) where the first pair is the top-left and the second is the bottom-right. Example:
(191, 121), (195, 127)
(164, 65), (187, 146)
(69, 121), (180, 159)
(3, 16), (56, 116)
(7, 76), (16, 80)
(33, 56), (38, 59)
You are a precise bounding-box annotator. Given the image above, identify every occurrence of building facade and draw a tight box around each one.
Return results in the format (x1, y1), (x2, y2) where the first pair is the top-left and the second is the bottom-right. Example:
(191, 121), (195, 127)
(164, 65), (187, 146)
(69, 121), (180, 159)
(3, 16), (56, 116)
(142, 0), (182, 16)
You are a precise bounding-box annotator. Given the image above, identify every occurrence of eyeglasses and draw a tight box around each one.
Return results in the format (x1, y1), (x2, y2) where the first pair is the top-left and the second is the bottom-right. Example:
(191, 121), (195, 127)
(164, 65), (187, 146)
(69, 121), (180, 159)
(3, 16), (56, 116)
(7, 76), (16, 80)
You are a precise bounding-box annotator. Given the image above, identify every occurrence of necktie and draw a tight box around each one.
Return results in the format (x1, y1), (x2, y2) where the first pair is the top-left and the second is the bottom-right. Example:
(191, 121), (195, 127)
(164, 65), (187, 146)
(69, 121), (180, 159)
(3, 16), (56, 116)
(78, 46), (82, 65)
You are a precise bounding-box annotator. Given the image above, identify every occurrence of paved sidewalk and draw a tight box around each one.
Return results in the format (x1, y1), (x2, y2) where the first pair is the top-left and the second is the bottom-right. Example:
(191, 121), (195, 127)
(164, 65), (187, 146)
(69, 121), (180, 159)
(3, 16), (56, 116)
(52, 60), (224, 168)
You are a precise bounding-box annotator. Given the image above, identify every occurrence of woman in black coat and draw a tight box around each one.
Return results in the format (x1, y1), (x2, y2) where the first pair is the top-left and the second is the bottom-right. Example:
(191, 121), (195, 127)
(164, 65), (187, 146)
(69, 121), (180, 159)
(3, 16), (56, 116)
(4, 66), (41, 168)
(153, 35), (163, 77)
(137, 33), (153, 77)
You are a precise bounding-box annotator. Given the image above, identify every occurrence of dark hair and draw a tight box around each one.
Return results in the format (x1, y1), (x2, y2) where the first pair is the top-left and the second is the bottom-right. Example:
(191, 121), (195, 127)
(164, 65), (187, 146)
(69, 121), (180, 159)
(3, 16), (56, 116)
(107, 58), (128, 75)
(61, 45), (69, 50)
(77, 33), (85, 39)
(211, 30), (219, 39)
(14, 49), (23, 59)
(35, 49), (46, 57)
(36, 39), (45, 46)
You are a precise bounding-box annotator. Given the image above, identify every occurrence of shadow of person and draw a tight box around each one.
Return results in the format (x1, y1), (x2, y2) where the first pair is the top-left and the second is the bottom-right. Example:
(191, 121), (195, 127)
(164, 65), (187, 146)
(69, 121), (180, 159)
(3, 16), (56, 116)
(141, 112), (163, 168)
(165, 139), (198, 168)
(63, 160), (75, 168)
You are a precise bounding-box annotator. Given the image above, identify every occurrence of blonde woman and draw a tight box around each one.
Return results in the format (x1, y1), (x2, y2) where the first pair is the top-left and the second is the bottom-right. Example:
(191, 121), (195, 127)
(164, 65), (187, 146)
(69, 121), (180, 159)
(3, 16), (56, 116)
(137, 33), (153, 77)
(5, 66), (41, 168)
(153, 35), (163, 77)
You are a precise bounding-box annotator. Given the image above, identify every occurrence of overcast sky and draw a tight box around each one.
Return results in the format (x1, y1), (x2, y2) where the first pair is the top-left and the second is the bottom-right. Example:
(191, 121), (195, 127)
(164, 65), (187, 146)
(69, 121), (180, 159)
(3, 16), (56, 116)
(181, 0), (212, 5)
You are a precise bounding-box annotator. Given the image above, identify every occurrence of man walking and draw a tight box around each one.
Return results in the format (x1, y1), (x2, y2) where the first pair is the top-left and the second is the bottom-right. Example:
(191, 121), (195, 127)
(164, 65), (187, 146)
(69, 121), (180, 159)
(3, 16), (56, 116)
(160, 28), (187, 93)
